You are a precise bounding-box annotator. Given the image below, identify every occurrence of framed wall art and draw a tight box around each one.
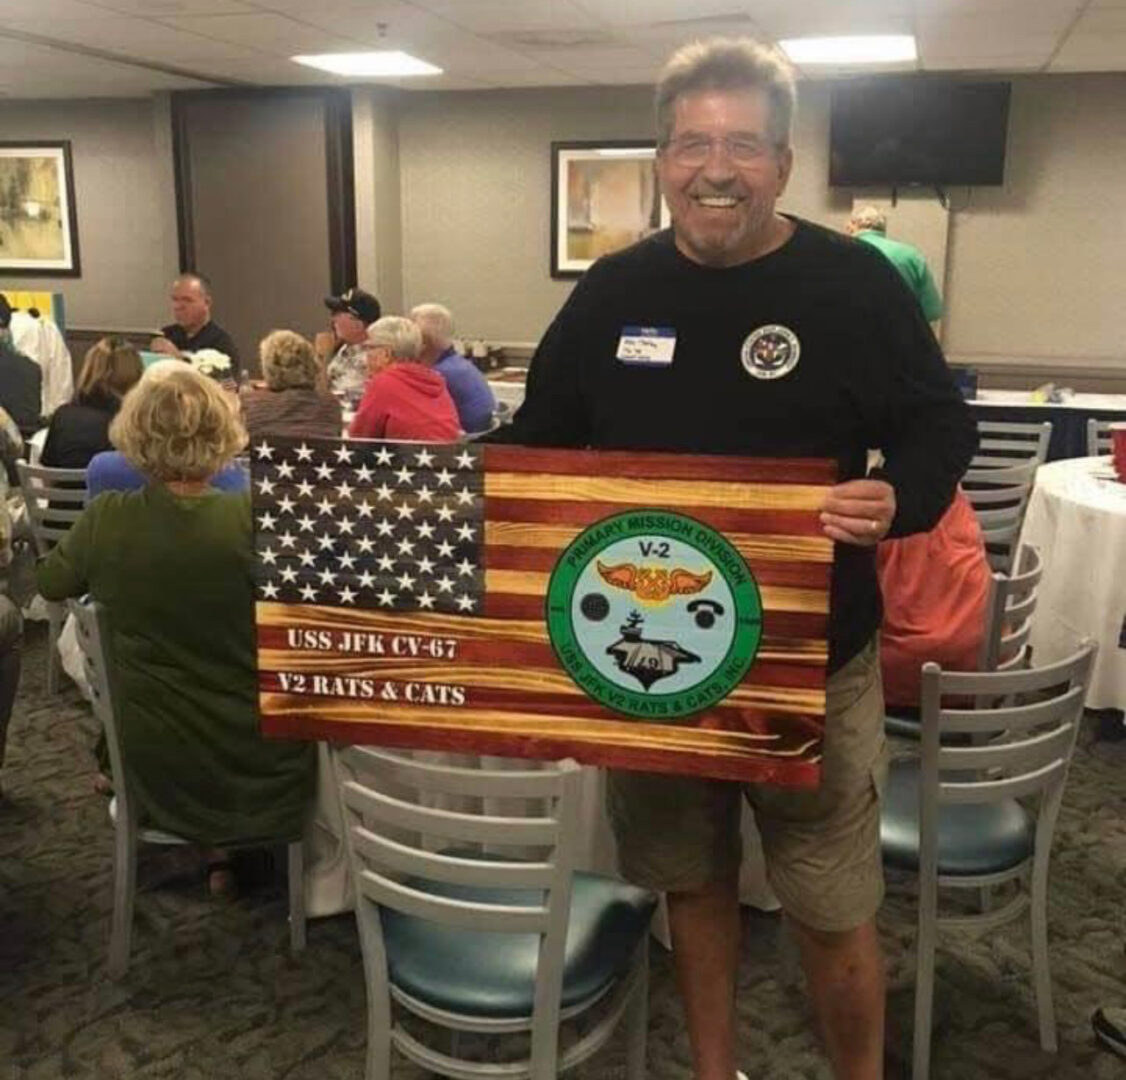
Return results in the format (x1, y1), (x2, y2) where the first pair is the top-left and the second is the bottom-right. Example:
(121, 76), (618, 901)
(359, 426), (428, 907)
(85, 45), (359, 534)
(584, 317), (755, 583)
(0, 142), (81, 277)
(551, 140), (670, 279)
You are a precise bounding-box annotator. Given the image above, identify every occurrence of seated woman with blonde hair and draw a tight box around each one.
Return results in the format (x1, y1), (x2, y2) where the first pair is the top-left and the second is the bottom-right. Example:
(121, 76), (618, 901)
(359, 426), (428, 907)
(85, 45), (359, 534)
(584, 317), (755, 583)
(241, 329), (342, 441)
(37, 367), (315, 894)
(41, 336), (144, 469)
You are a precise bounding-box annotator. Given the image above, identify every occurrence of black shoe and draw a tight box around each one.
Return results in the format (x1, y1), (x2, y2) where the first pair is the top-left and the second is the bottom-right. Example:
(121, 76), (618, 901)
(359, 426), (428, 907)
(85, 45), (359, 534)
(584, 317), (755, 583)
(1092, 1006), (1126, 1058)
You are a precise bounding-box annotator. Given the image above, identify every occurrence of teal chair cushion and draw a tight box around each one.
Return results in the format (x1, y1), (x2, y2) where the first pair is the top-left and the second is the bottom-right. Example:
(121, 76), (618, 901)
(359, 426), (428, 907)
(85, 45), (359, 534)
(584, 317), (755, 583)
(880, 758), (1035, 875)
(381, 868), (657, 1019)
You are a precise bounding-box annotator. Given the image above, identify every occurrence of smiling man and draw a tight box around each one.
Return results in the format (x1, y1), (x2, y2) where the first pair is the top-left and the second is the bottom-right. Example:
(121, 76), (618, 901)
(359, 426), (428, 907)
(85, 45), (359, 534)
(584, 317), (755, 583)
(501, 38), (975, 1080)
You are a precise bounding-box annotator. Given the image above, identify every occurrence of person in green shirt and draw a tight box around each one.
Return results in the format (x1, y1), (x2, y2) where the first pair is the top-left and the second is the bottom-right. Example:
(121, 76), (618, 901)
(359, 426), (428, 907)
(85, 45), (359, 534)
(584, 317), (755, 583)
(848, 205), (944, 322)
(37, 367), (315, 893)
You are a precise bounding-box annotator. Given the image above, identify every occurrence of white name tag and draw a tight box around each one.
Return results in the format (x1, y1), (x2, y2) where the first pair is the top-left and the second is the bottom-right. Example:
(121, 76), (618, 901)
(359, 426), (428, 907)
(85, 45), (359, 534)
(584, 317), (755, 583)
(616, 326), (676, 366)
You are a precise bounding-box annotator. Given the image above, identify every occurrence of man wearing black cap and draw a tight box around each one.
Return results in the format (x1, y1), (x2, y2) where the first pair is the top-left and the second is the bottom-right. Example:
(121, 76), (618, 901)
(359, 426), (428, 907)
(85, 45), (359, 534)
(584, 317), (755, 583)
(323, 287), (381, 409)
(0, 295), (42, 438)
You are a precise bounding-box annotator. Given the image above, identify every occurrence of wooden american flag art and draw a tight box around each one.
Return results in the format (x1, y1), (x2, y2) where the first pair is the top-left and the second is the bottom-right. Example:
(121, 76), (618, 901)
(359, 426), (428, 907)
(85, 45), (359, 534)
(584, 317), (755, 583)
(252, 437), (834, 786)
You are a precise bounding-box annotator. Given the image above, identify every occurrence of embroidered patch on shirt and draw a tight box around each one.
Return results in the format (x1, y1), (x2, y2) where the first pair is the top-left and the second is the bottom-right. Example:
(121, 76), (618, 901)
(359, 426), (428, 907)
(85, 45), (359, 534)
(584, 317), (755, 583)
(741, 324), (800, 381)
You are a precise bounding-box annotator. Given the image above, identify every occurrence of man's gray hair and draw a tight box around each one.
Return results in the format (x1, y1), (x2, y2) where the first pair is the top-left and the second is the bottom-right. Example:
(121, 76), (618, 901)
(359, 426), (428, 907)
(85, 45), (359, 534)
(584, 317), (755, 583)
(850, 205), (887, 233)
(655, 38), (797, 149)
(366, 316), (423, 361)
(410, 303), (455, 350)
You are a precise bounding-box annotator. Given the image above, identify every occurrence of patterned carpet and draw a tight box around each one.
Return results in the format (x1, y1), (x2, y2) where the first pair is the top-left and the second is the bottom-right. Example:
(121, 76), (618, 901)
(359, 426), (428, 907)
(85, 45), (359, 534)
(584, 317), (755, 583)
(2, 624), (1125, 1079)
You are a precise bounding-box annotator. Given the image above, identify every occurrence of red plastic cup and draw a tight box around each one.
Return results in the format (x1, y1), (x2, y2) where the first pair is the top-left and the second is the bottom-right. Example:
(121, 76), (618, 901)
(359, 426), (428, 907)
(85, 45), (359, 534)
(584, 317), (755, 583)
(1112, 422), (1126, 481)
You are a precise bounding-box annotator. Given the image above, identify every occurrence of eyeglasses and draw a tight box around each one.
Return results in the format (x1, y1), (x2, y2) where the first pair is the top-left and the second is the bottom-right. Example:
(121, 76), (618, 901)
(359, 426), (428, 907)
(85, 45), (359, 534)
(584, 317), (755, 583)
(662, 134), (776, 167)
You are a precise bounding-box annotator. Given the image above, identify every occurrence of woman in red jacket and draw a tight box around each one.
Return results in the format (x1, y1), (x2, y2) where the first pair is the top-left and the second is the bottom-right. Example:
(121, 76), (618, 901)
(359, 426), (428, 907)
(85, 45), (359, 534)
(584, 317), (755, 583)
(349, 316), (460, 441)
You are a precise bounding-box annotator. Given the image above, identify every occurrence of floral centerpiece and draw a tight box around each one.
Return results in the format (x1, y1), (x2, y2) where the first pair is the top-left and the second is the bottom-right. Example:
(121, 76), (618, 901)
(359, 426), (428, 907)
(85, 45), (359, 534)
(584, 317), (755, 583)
(187, 348), (233, 378)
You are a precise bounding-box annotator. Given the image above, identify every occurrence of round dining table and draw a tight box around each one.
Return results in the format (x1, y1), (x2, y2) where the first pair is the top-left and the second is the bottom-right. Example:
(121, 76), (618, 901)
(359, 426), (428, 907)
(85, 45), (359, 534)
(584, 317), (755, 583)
(1019, 456), (1126, 710)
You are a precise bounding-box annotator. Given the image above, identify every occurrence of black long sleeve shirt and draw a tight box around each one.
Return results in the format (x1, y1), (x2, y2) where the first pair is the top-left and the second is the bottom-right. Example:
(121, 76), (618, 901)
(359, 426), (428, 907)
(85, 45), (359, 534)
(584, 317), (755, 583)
(499, 218), (976, 671)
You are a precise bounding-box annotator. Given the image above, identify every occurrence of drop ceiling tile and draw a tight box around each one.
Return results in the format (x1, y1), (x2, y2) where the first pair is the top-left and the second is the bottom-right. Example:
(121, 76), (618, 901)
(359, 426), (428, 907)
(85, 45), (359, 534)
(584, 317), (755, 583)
(917, 29), (1059, 56)
(573, 0), (758, 27)
(921, 52), (1049, 70)
(88, 0), (255, 13)
(1070, 7), (1126, 31)
(1, 17), (261, 60)
(1049, 31), (1126, 68)
(157, 11), (358, 53)
(0, 0), (117, 19)
(412, 0), (596, 33)
(619, 17), (765, 59)
(751, 3), (912, 39)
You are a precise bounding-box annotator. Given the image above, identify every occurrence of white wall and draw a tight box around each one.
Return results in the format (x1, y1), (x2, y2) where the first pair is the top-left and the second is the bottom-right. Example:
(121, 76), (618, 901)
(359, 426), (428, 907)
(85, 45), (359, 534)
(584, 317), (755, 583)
(0, 97), (177, 330)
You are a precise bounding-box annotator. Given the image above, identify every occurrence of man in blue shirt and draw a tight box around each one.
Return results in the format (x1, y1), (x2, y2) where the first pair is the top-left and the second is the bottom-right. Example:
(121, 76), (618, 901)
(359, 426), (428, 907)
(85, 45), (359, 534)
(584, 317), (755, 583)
(411, 303), (496, 434)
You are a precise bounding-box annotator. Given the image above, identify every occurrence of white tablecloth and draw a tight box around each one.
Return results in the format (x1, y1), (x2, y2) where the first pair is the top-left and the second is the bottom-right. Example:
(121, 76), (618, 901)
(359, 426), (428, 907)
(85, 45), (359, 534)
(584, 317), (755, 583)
(973, 389), (1126, 412)
(486, 370), (528, 412)
(303, 747), (778, 945)
(1019, 456), (1126, 709)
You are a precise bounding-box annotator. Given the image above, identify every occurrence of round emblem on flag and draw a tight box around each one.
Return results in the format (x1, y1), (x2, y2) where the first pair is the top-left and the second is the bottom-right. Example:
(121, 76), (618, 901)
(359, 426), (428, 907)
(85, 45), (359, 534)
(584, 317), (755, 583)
(545, 510), (763, 720)
(740, 324), (800, 380)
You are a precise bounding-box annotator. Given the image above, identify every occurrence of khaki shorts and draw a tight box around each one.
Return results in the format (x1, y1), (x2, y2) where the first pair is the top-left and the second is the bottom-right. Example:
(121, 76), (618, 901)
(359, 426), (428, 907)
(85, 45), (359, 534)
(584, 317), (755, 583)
(606, 639), (888, 933)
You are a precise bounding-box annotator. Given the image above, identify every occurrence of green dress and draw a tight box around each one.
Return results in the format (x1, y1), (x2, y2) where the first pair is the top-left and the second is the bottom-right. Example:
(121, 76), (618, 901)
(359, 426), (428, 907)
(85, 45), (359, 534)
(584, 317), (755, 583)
(37, 485), (315, 845)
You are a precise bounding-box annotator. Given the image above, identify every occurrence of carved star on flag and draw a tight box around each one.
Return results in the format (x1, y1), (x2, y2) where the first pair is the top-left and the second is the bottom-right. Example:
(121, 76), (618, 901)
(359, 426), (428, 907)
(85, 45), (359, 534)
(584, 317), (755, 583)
(278, 531), (297, 549)
(375, 483), (394, 501)
(275, 461), (295, 479)
(416, 485), (434, 504)
(455, 593), (476, 611)
(374, 447), (395, 466)
(416, 555), (435, 575)
(396, 571), (416, 592)
(455, 450), (476, 469)
(336, 517), (355, 535)
(298, 549), (316, 567)
(257, 512), (277, 531)
(316, 497), (334, 516)
(315, 463), (335, 481)
(456, 557), (475, 577)
(354, 464), (374, 482)
(455, 487), (474, 506)
(456, 522), (476, 542)
(260, 580), (279, 598)
(417, 591), (436, 610)
(395, 503), (415, 521)
(280, 566), (298, 583)
(299, 583), (319, 601)
(356, 536), (376, 554)
(334, 445), (354, 464)
(375, 517), (395, 537)
(277, 495), (296, 514)
(316, 533), (335, 552)
(436, 575), (454, 593)
(336, 551), (357, 569)
(318, 568), (338, 586)
(396, 537), (416, 556)
(357, 569), (376, 589)
(254, 441), (274, 460)
(414, 449), (436, 467)
(394, 466), (415, 485)
(436, 539), (455, 558)
(256, 476), (275, 495)
(338, 585), (357, 604)
(376, 553), (396, 572)
(296, 480), (315, 498)
(261, 547), (278, 565)
(294, 442), (315, 462)
(376, 588), (396, 607)
(355, 499), (374, 518)
(297, 514), (315, 533)
(436, 505), (455, 523)
(435, 468), (454, 487)
(335, 481), (353, 501)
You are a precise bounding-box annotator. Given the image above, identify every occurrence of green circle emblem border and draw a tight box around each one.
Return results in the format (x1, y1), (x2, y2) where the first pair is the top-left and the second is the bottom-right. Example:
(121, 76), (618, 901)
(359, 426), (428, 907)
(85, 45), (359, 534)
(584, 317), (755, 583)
(545, 510), (763, 720)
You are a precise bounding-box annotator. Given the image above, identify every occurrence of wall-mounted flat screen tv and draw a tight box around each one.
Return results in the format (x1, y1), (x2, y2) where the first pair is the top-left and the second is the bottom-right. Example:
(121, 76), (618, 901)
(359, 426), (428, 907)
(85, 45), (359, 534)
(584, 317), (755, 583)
(829, 77), (1011, 187)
